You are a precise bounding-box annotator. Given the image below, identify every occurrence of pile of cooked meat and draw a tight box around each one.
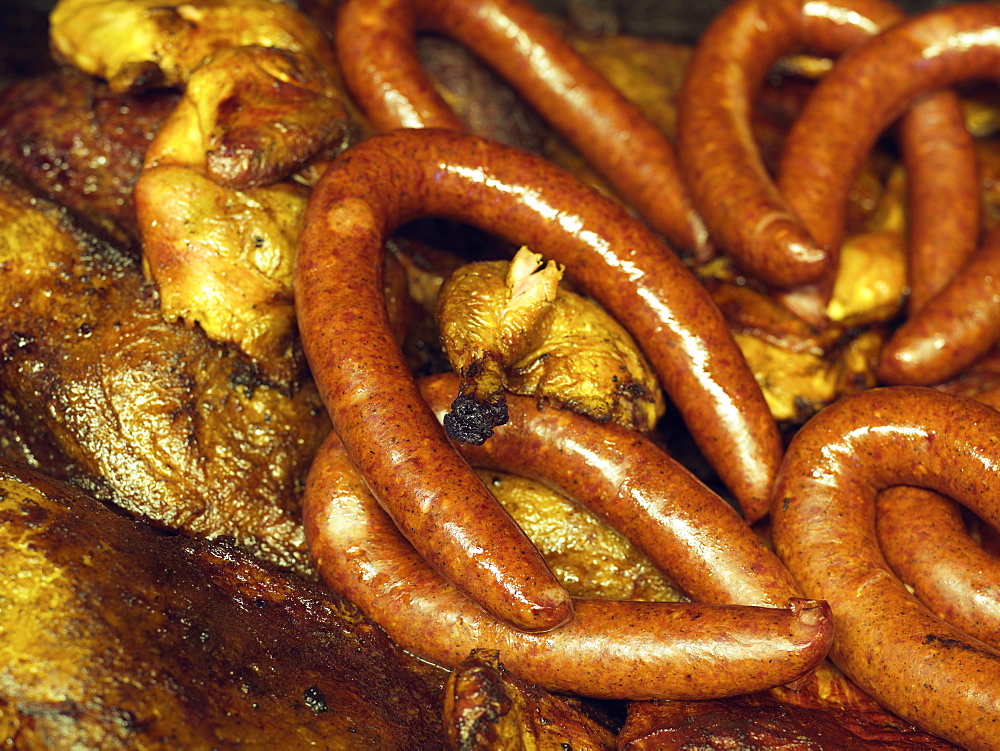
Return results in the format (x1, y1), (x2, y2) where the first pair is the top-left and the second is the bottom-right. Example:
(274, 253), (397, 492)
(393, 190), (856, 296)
(4, 0), (1000, 749)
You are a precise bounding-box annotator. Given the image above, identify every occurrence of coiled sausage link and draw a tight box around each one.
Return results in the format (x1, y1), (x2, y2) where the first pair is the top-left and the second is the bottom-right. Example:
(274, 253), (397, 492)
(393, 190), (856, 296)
(877, 485), (1000, 651)
(874, 387), (1000, 651)
(677, 0), (977, 323)
(776, 4), (1000, 318)
(302, 411), (833, 700)
(771, 386), (1000, 750)
(295, 133), (783, 628)
(334, 0), (710, 258)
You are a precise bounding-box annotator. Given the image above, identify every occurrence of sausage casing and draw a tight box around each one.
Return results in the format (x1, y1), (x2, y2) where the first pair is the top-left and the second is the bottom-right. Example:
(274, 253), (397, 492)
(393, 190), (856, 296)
(335, 0), (710, 256)
(303, 427), (834, 700)
(772, 386), (1000, 750)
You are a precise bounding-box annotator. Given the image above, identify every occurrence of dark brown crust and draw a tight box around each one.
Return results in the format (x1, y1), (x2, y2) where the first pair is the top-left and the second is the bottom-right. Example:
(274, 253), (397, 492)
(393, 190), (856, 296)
(334, 0), (710, 257)
(0, 458), (449, 750)
(0, 70), (178, 249)
(771, 386), (1000, 749)
(302, 425), (833, 700)
(294, 133), (782, 632)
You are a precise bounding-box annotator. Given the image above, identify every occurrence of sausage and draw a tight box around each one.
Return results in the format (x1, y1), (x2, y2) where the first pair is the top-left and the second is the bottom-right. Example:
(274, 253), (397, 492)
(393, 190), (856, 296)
(877, 486), (1000, 651)
(334, 0), (710, 259)
(417, 371), (800, 608)
(771, 386), (1000, 750)
(899, 92), (981, 316)
(875, 387), (1000, 650)
(295, 134), (783, 626)
(776, 4), (1000, 316)
(878, 222), (1000, 386)
(302, 426), (834, 701)
(677, 0), (977, 321)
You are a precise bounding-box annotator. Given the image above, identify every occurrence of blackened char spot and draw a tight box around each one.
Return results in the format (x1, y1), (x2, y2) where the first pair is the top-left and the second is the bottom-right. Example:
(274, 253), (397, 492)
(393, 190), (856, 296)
(443, 394), (509, 445)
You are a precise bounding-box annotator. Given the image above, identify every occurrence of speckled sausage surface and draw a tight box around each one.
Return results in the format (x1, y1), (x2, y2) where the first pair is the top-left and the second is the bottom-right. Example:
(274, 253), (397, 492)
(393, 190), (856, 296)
(771, 386), (1000, 750)
(899, 92), (980, 316)
(302, 427), (834, 701)
(678, 0), (975, 306)
(879, 223), (1000, 386)
(418, 371), (800, 607)
(877, 485), (1000, 651)
(777, 4), (1000, 304)
(295, 132), (782, 576)
(334, 0), (710, 257)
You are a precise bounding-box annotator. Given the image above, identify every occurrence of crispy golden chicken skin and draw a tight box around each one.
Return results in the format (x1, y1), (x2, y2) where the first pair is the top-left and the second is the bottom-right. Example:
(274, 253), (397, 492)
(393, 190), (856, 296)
(437, 247), (665, 442)
(134, 44), (354, 382)
(49, 0), (340, 93)
(478, 469), (684, 604)
(0, 174), (329, 578)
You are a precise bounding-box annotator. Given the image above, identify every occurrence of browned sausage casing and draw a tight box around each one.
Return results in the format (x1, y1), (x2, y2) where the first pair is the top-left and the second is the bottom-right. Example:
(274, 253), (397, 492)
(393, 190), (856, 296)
(678, 0), (976, 311)
(302, 428), (834, 700)
(417, 371), (800, 608)
(334, 0), (710, 258)
(776, 4), (999, 315)
(772, 386), (1000, 750)
(877, 485), (1000, 651)
(879, 223), (1000, 386)
(295, 133), (782, 624)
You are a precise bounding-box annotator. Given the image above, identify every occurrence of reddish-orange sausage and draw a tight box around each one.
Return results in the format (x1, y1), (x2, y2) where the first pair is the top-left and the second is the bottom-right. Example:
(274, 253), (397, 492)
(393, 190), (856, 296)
(771, 386), (1000, 750)
(295, 134), (782, 616)
(677, 0), (975, 305)
(302, 428), (834, 701)
(875, 388), (1000, 650)
(334, 0), (710, 258)
(899, 94), (981, 316)
(776, 4), (1000, 317)
(417, 372), (799, 608)
(879, 223), (1000, 386)
(877, 486), (1000, 651)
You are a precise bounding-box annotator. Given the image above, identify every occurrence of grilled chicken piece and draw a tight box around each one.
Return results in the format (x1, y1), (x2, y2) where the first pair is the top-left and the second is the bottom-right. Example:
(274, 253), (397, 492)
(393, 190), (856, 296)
(132, 44), (353, 383)
(49, 0), (340, 93)
(50, 0), (357, 381)
(0, 70), (178, 250)
(437, 247), (665, 443)
(0, 174), (328, 578)
(0, 458), (449, 750)
(442, 650), (616, 751)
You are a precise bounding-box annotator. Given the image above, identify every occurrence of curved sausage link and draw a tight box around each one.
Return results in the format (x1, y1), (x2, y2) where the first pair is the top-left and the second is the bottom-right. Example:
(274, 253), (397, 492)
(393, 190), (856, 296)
(677, 0), (976, 315)
(334, 0), (710, 258)
(899, 93), (981, 316)
(771, 386), (1000, 749)
(417, 372), (800, 607)
(879, 223), (1000, 386)
(875, 388), (1000, 651)
(877, 486), (1000, 651)
(295, 135), (782, 604)
(302, 428), (834, 701)
(776, 4), (1000, 316)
